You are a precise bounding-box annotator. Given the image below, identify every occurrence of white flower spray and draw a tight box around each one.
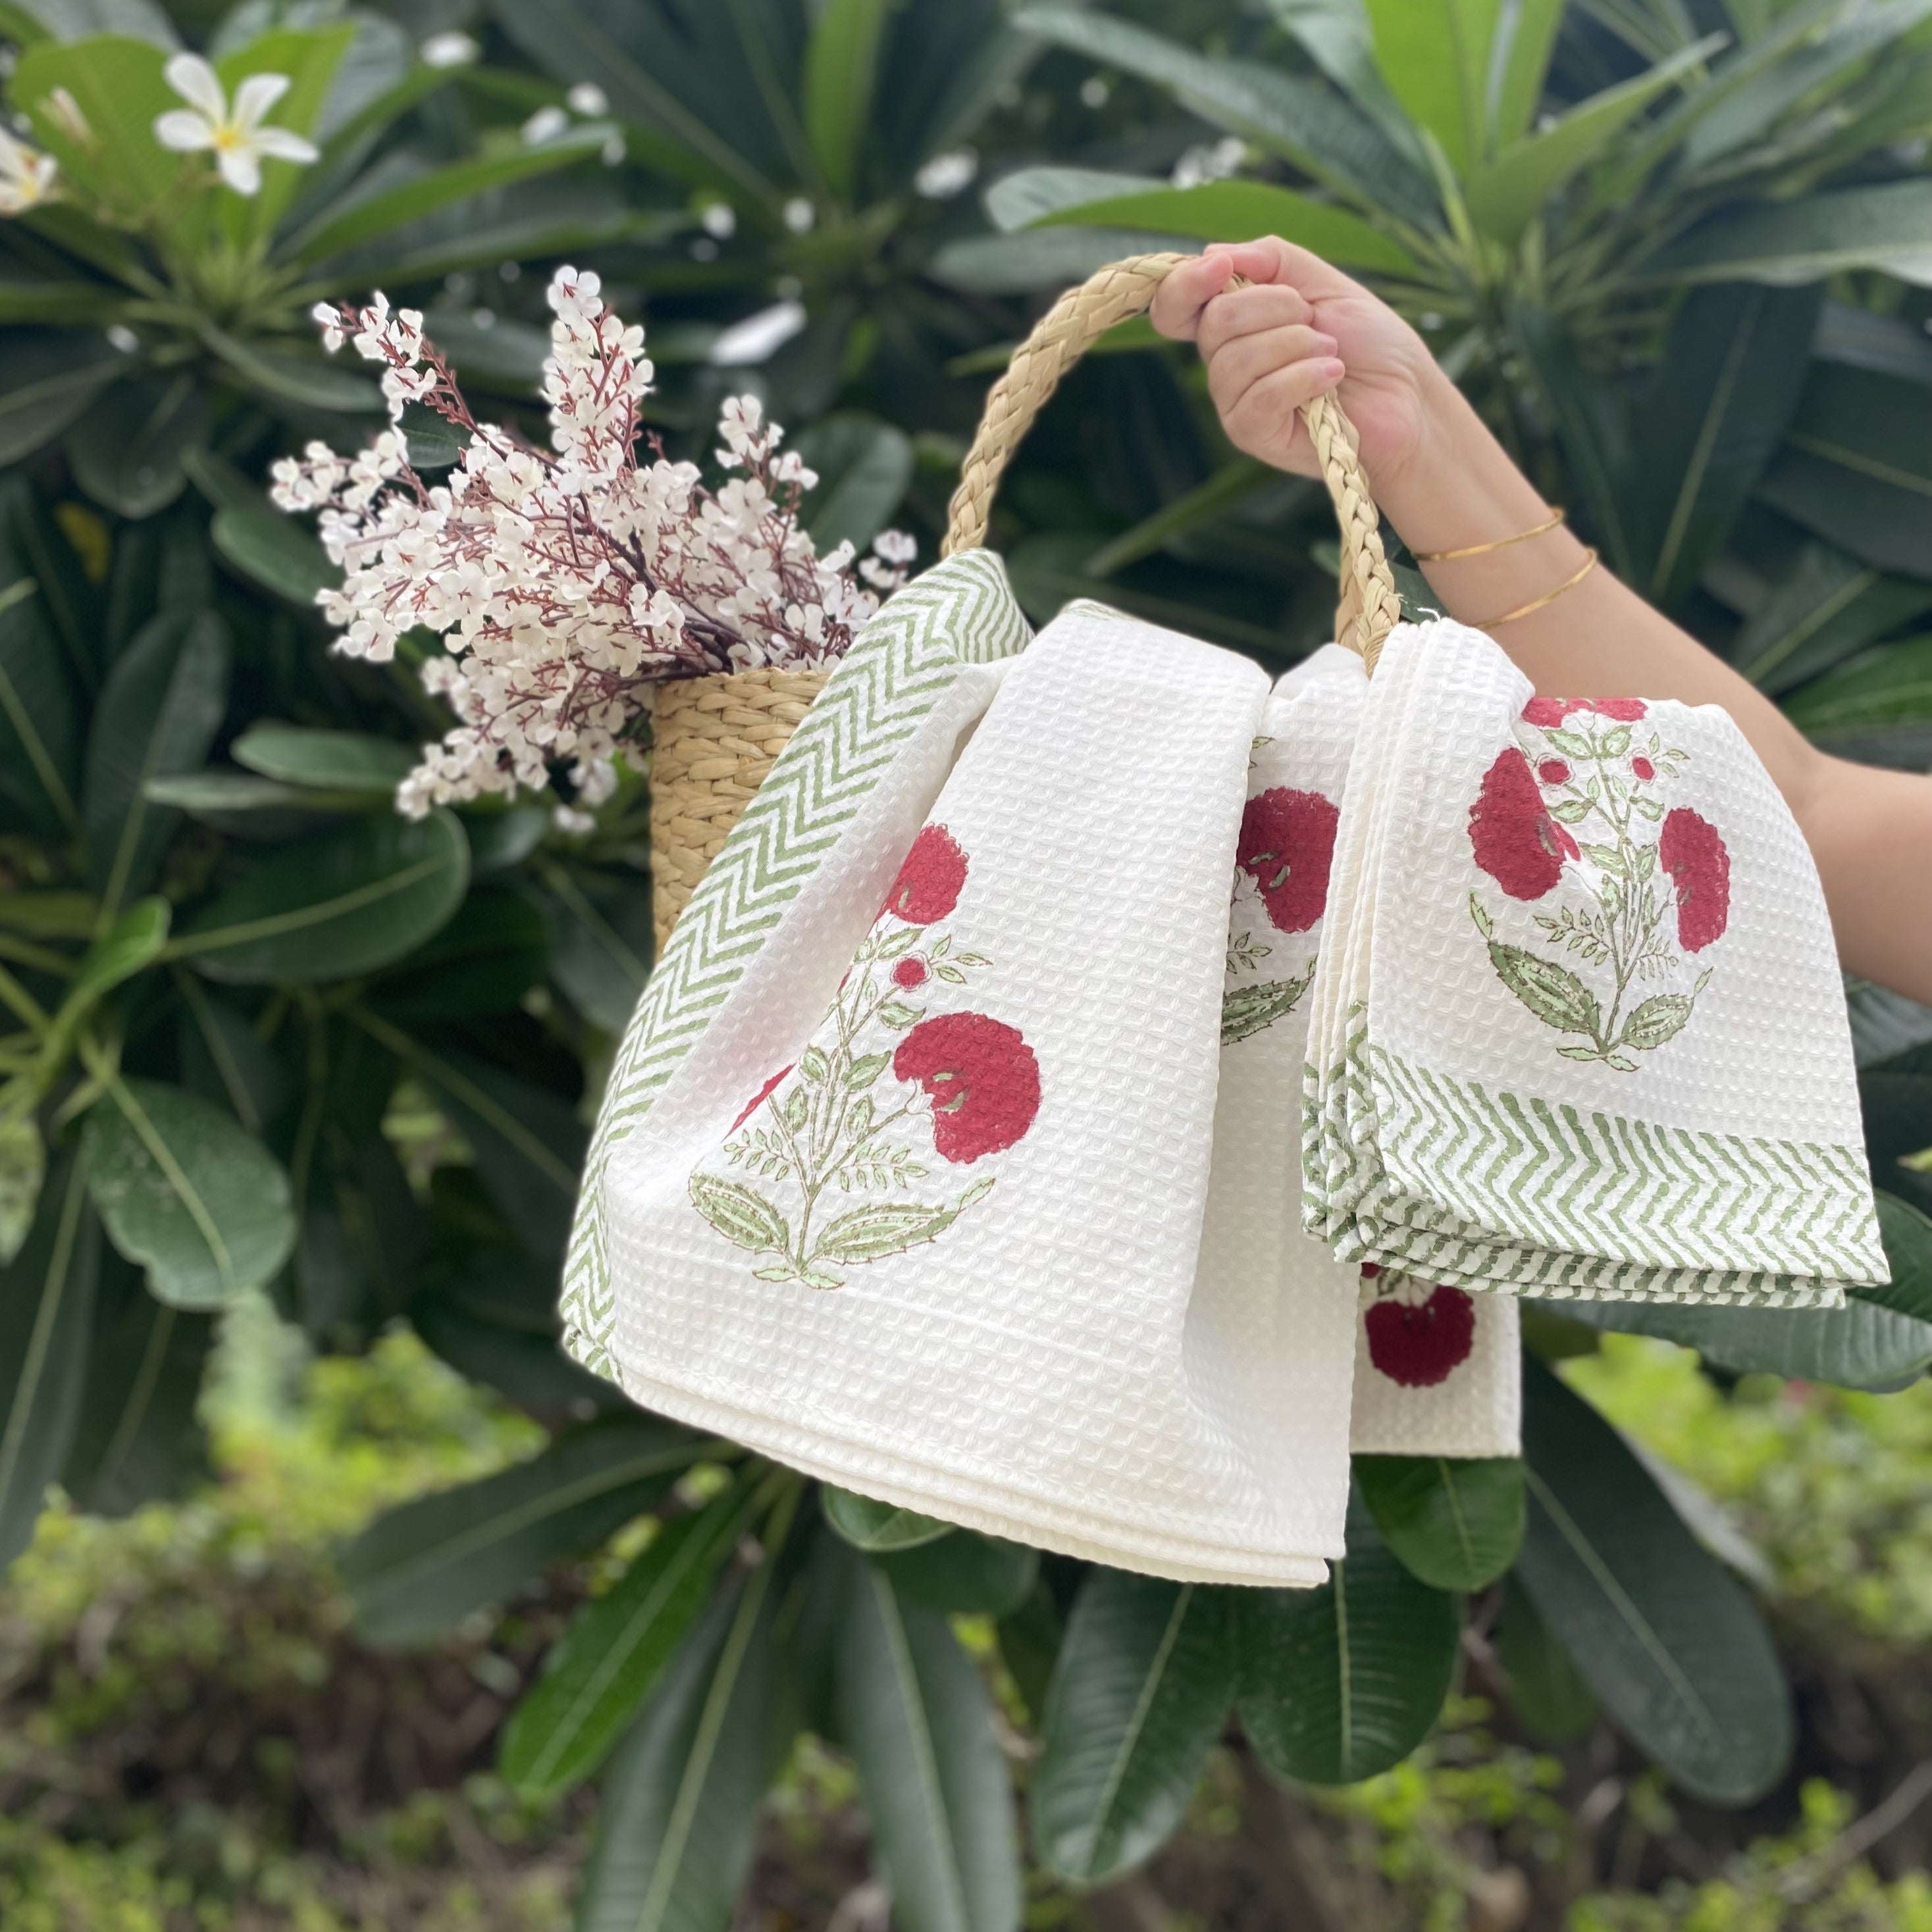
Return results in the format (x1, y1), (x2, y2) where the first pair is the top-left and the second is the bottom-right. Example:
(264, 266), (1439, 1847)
(273, 268), (912, 819)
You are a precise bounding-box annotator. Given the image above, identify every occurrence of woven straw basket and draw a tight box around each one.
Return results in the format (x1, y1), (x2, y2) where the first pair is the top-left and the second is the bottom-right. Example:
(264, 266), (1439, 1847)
(646, 251), (1401, 948)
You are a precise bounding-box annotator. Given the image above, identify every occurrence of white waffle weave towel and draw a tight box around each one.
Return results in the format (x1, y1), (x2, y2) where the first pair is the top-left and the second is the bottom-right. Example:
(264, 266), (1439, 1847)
(575, 561), (1369, 1585)
(1302, 619), (1885, 1308)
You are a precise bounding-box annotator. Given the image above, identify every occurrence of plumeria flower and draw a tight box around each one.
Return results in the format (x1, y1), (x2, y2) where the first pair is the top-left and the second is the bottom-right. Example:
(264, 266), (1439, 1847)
(153, 55), (318, 196)
(0, 127), (57, 214)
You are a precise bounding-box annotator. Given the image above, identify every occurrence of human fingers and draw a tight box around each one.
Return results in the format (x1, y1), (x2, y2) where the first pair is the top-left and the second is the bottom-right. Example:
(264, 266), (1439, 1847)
(1203, 236), (1361, 305)
(1149, 251), (1235, 341)
(1205, 324), (1340, 417)
(1213, 352), (1345, 460)
(1195, 283), (1316, 361)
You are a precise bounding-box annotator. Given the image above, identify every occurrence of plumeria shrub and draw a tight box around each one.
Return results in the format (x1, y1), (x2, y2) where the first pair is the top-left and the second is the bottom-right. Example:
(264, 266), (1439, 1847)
(271, 270), (910, 819)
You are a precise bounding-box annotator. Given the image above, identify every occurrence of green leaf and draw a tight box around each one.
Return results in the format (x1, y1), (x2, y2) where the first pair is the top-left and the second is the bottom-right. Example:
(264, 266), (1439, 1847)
(689, 1172), (791, 1258)
(411, 1294), (622, 1417)
(531, 864), (652, 1033)
(386, 1033), (583, 1263)
(1486, 939), (1603, 1038)
(1618, 991), (1697, 1053)
(231, 721), (414, 793)
(3, 473), (101, 696)
(929, 226), (1199, 297)
(1463, 38), (1719, 245)
(1867, 1191), (1932, 1325)
(367, 887), (548, 1023)
(1236, 1486), (1459, 1785)
(210, 503), (340, 606)
(1220, 974), (1313, 1044)
(142, 770), (350, 840)
(1362, 0), (1500, 172)
(837, 1562), (1023, 1932)
(874, 1530), (1039, 1617)
(0, 332), (126, 469)
(1631, 281), (1821, 606)
(822, 1484), (955, 1553)
(83, 608), (231, 919)
(804, 0), (891, 198)
(81, 1078), (296, 1311)
(39, 896), (170, 1071)
(0, 1), (178, 47)
(502, 1480), (748, 1799)
(1263, 0), (1428, 157)
(0, 1114), (43, 1266)
(175, 981), (289, 1136)
(1733, 542), (1932, 694)
(1013, 7), (1435, 222)
(9, 35), (180, 217)
(0, 1151), (99, 1574)
(1491, 0), (1566, 144)
(59, 1283), (212, 1517)
(1640, 178), (1932, 288)
(197, 326), (382, 415)
(481, 0), (781, 207)
(996, 1580), (1063, 1726)
(0, 265), (120, 325)
(1031, 1571), (1234, 1885)
(65, 374), (209, 520)
(1496, 1580), (1597, 1740)
(797, 413), (915, 554)
(575, 1575), (781, 1932)
(338, 1414), (702, 1646)
(284, 126), (611, 264)
(812, 1199), (962, 1267)
(1516, 1355), (1792, 1804)
(1355, 1454), (1525, 1590)
(0, 571), (82, 836)
(178, 811), (469, 983)
(1017, 174), (1424, 275)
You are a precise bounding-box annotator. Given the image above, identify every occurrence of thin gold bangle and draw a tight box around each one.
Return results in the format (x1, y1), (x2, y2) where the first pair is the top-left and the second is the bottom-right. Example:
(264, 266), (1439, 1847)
(1475, 548), (1598, 629)
(1413, 507), (1565, 562)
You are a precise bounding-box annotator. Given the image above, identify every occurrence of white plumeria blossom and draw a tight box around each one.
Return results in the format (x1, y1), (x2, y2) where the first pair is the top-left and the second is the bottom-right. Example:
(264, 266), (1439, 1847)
(153, 56), (319, 196)
(0, 126), (57, 214)
(274, 266), (914, 819)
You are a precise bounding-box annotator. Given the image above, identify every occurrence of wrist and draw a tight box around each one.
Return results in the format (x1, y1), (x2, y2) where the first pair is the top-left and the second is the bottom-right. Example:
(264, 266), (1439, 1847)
(1376, 365), (1545, 553)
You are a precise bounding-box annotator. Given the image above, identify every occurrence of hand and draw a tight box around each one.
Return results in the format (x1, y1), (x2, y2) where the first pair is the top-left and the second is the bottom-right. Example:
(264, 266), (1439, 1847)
(1149, 238), (1442, 496)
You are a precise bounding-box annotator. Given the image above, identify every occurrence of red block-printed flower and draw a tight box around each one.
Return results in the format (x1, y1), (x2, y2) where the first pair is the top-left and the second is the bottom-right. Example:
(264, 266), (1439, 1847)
(883, 825), (969, 924)
(1659, 807), (1731, 951)
(1238, 787), (1340, 934)
(1469, 747), (1578, 900)
(1365, 1282), (1476, 1388)
(1522, 696), (1648, 727)
(894, 1012), (1041, 1164)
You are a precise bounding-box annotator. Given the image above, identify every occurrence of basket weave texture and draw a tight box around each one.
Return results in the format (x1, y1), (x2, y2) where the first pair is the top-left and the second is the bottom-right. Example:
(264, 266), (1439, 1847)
(648, 666), (828, 949)
(645, 251), (1402, 947)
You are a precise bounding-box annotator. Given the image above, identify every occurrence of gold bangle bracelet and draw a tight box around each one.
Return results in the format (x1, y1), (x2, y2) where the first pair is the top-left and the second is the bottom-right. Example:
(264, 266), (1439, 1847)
(1413, 507), (1565, 562)
(1475, 547), (1599, 629)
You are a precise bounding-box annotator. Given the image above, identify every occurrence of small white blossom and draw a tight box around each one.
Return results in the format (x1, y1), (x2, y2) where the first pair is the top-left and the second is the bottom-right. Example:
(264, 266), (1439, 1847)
(153, 57), (319, 196)
(277, 269), (888, 815)
(419, 32), (480, 67)
(700, 201), (737, 238)
(1170, 134), (1247, 189)
(566, 83), (608, 116)
(783, 196), (814, 233)
(914, 147), (977, 199)
(552, 804), (597, 837)
(521, 105), (569, 146)
(0, 127), (57, 213)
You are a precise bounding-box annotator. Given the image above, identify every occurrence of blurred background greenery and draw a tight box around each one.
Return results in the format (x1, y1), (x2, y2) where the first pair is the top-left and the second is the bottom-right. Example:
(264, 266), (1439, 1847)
(10, 0), (1932, 1925)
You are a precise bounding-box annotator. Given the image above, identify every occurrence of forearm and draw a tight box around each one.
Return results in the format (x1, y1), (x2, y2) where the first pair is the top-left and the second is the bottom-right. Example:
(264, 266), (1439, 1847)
(1371, 367), (1932, 1001)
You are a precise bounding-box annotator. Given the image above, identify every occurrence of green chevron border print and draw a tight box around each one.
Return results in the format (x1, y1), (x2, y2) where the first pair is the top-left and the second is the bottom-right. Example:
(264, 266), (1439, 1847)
(1303, 1016), (1883, 1307)
(560, 552), (1033, 1372)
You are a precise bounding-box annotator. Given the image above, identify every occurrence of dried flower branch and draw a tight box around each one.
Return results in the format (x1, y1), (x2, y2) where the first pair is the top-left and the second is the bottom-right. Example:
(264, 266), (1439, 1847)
(273, 267), (911, 818)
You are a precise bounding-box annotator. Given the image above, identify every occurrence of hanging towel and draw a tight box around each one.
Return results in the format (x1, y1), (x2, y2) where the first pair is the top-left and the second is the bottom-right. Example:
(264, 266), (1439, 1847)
(1303, 619), (1886, 1308)
(571, 562), (1368, 1586)
(1348, 1266), (1521, 1457)
(1194, 644), (1365, 1580)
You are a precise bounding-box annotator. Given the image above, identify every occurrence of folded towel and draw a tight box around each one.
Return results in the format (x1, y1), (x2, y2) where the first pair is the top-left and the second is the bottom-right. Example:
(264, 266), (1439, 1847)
(571, 560), (1370, 1585)
(1303, 619), (1885, 1307)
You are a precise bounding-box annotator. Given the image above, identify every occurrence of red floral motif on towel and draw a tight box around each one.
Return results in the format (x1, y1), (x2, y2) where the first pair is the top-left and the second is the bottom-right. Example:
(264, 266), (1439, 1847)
(691, 828), (1037, 1289)
(1365, 1276), (1477, 1388)
(1467, 699), (1723, 1072)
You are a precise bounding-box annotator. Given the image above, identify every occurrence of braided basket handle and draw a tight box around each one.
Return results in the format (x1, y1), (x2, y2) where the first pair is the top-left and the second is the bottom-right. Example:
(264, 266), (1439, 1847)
(942, 251), (1403, 674)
